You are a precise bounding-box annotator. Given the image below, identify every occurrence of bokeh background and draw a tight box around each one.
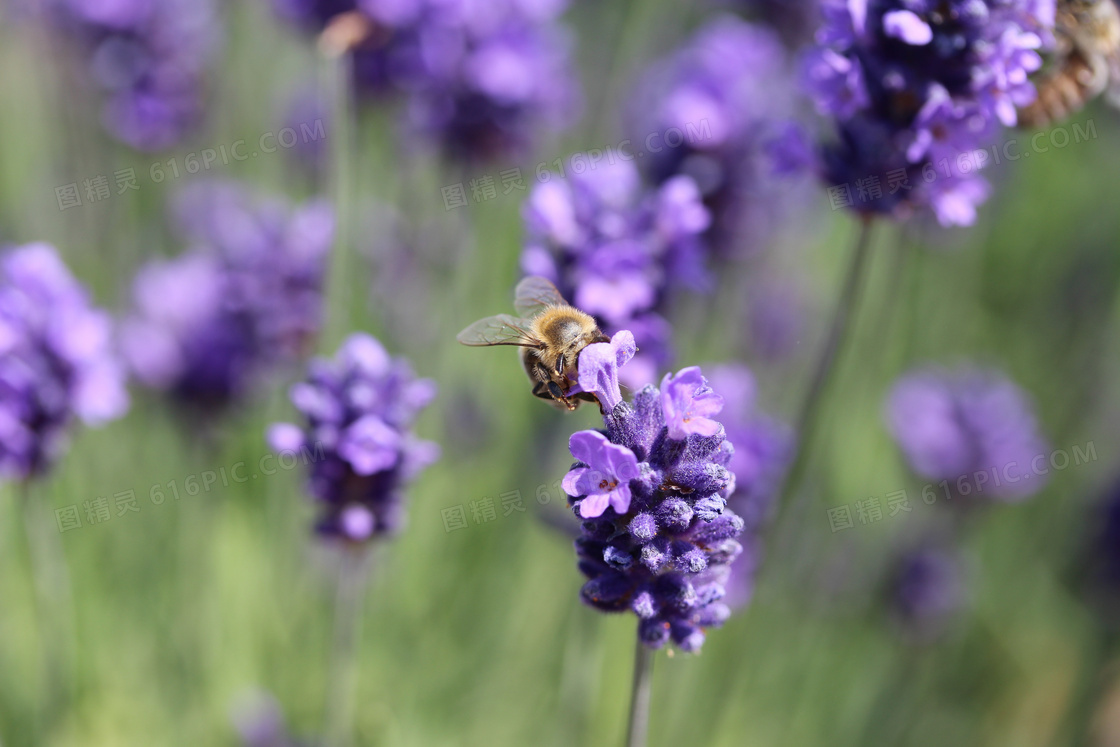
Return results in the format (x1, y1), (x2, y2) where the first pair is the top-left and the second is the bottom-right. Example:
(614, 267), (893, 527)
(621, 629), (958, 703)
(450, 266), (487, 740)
(1, 0), (1119, 745)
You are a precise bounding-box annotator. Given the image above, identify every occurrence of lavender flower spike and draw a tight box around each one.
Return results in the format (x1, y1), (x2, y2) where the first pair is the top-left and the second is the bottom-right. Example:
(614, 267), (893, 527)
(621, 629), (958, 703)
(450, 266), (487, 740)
(267, 333), (438, 542)
(804, 0), (1056, 225)
(885, 366), (1049, 502)
(40, 0), (220, 150)
(565, 364), (743, 652)
(124, 181), (333, 412)
(0, 243), (129, 480)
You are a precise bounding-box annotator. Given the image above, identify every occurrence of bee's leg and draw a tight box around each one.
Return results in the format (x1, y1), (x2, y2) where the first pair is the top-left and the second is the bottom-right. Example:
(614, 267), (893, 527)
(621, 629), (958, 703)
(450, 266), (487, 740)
(1077, 42), (1111, 96)
(572, 391), (603, 413)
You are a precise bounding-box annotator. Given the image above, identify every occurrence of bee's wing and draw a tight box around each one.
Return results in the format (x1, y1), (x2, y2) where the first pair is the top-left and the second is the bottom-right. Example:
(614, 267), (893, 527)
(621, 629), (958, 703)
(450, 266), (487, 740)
(514, 276), (568, 318)
(457, 314), (541, 347)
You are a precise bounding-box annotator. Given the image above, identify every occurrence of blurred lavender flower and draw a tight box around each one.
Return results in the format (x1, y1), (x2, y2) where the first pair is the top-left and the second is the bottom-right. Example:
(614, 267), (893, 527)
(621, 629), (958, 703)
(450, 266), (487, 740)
(272, 0), (578, 160)
(888, 544), (966, 638)
(1078, 477), (1120, 626)
(520, 160), (710, 387)
(803, 0), (1055, 225)
(0, 243), (129, 480)
(704, 364), (792, 607)
(631, 16), (811, 257)
(123, 181), (333, 411)
(565, 350), (742, 652)
(268, 333), (438, 542)
(43, 0), (220, 150)
(736, 0), (821, 47)
(885, 366), (1050, 501)
(231, 691), (305, 747)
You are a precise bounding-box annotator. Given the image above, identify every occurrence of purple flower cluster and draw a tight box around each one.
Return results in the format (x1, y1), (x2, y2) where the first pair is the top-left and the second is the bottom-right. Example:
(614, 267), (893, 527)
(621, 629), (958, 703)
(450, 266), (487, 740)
(273, 0), (578, 160)
(630, 16), (807, 257)
(268, 334), (438, 542)
(521, 160), (710, 387)
(804, 0), (1055, 225)
(564, 349), (742, 652)
(0, 243), (129, 481)
(885, 366), (1050, 501)
(43, 0), (220, 150)
(123, 181), (333, 411)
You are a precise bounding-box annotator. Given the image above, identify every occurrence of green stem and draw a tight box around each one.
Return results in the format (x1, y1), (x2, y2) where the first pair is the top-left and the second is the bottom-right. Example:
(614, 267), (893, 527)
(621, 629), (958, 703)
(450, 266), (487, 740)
(18, 481), (77, 721)
(779, 217), (877, 510)
(323, 546), (369, 747)
(625, 637), (654, 747)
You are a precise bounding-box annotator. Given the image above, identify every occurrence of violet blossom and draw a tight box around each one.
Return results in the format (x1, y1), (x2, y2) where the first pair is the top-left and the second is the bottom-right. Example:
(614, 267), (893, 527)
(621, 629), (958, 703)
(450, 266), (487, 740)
(630, 16), (811, 257)
(803, 0), (1055, 225)
(0, 243), (129, 480)
(885, 366), (1050, 501)
(271, 0), (578, 161)
(268, 333), (438, 542)
(42, 0), (220, 150)
(123, 181), (333, 411)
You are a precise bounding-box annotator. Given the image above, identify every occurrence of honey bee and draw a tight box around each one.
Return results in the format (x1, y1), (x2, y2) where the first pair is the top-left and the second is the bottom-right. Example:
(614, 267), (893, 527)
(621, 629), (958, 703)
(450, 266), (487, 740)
(457, 276), (609, 411)
(1018, 0), (1120, 128)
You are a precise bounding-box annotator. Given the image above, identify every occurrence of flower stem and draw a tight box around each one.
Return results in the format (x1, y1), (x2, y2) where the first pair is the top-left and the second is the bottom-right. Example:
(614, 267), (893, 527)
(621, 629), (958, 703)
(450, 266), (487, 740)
(625, 637), (654, 747)
(780, 217), (876, 508)
(323, 546), (369, 747)
(17, 481), (77, 720)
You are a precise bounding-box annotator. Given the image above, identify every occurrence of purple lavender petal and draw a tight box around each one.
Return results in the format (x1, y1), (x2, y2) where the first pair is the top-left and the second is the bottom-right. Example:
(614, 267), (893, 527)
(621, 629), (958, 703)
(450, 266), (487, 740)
(660, 366), (724, 440)
(883, 10), (933, 45)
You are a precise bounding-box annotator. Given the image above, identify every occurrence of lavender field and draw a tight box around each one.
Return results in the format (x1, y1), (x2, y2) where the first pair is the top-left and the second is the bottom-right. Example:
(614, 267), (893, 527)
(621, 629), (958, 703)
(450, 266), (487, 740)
(0, 1), (1119, 745)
